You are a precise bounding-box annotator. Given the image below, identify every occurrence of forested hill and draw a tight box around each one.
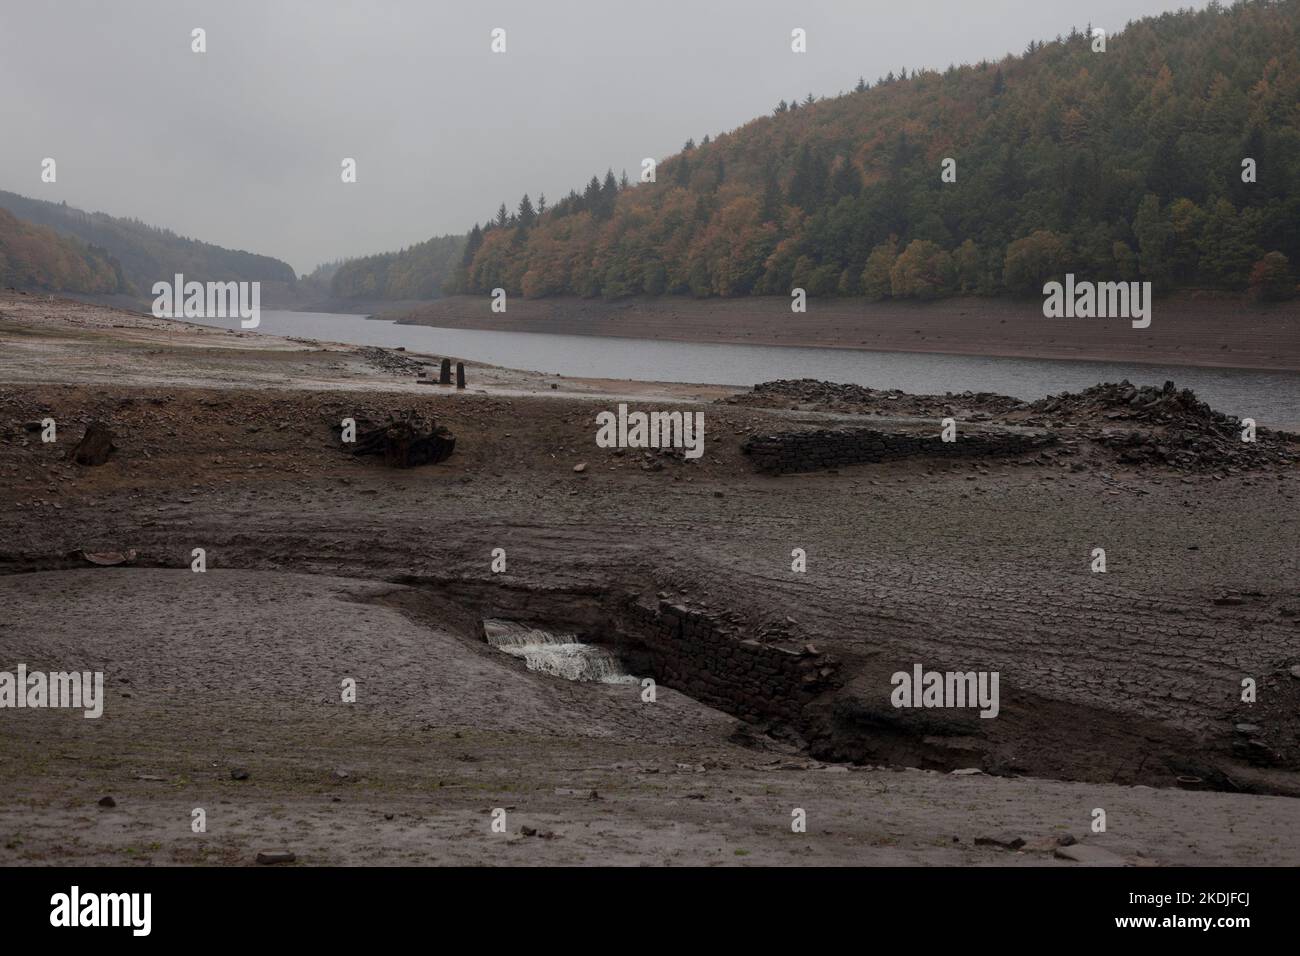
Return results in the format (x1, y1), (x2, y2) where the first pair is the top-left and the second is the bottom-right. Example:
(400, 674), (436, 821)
(0, 207), (129, 294)
(329, 234), (464, 300)
(444, 0), (1299, 302)
(0, 190), (297, 295)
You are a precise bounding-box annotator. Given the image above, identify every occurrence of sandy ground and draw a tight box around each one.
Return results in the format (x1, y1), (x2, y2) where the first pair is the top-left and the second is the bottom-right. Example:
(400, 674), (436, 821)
(1, 292), (1298, 866)
(392, 294), (1300, 372)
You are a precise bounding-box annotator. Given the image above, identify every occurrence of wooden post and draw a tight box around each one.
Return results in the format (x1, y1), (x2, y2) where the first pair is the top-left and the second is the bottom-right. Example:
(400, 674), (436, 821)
(439, 358), (451, 384)
(456, 362), (466, 389)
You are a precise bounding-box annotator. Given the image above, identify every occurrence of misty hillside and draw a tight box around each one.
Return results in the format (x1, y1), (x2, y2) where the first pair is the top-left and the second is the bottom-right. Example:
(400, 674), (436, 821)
(0, 207), (129, 295)
(329, 234), (464, 300)
(445, 0), (1299, 301)
(0, 190), (297, 295)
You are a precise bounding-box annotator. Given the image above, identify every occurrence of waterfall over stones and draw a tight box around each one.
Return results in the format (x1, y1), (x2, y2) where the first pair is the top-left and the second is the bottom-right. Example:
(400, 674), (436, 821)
(482, 619), (636, 684)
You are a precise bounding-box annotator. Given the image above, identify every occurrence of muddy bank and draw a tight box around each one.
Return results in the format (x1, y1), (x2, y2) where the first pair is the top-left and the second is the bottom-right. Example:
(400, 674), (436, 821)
(3, 377), (1298, 798)
(3, 568), (1297, 867)
(2, 294), (1298, 865)
(390, 294), (1300, 372)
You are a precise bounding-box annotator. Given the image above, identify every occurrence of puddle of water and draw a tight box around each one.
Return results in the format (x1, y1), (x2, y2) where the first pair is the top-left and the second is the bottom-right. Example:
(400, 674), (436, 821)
(482, 619), (636, 684)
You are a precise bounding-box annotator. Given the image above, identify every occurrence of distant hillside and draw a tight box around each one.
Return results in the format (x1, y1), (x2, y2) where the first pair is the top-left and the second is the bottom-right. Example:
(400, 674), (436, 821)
(0, 207), (128, 294)
(445, 0), (1299, 302)
(0, 190), (297, 295)
(329, 234), (465, 300)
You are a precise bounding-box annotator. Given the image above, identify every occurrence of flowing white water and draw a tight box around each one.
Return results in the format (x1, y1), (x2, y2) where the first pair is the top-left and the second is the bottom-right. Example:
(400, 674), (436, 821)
(482, 619), (636, 683)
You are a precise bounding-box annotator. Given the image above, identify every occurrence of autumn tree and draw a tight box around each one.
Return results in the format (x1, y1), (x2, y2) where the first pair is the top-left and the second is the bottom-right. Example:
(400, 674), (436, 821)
(1248, 252), (1295, 301)
(890, 240), (955, 299)
(861, 239), (900, 300)
(1003, 230), (1067, 294)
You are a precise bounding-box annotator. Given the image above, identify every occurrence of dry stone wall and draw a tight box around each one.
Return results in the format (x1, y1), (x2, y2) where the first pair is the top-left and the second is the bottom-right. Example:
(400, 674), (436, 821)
(741, 427), (1057, 475)
(622, 599), (839, 724)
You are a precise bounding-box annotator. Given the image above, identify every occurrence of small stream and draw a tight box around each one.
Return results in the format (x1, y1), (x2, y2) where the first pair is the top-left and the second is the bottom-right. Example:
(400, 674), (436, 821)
(482, 619), (636, 684)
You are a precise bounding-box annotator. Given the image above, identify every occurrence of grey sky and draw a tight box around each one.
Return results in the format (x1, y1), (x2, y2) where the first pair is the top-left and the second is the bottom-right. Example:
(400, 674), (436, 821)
(0, 0), (1206, 275)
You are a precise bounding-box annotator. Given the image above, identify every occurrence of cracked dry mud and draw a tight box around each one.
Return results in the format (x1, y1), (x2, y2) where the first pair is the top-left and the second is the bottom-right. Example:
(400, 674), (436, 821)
(1, 293), (1298, 866)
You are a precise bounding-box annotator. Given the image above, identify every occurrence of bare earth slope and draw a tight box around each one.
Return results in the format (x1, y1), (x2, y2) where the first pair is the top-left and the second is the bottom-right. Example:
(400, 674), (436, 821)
(393, 294), (1300, 372)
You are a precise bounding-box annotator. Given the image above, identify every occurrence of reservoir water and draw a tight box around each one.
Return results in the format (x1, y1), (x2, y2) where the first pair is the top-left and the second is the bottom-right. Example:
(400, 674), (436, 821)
(195, 310), (1300, 428)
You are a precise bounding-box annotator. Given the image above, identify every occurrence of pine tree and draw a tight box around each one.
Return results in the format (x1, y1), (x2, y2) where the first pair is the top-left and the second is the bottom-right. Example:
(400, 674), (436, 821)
(517, 194), (536, 228)
(830, 158), (860, 198)
(461, 223), (482, 266)
(760, 168), (783, 223)
(673, 153), (691, 187)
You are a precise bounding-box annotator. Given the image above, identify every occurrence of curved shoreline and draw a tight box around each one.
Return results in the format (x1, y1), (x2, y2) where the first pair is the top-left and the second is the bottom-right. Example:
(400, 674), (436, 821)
(384, 294), (1300, 373)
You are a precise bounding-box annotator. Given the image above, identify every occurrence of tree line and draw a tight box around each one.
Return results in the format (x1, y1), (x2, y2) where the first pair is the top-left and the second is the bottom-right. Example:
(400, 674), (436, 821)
(0, 190), (296, 295)
(439, 0), (1298, 303)
(0, 207), (128, 294)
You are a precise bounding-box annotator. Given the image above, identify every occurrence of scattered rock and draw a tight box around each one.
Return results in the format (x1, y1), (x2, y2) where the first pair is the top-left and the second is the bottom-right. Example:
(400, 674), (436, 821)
(97, 795), (116, 808)
(72, 421), (116, 466)
(1054, 843), (1126, 866)
(975, 833), (1026, 851)
(573, 462), (587, 473)
(255, 850), (296, 865)
(230, 768), (250, 781)
(74, 548), (137, 566)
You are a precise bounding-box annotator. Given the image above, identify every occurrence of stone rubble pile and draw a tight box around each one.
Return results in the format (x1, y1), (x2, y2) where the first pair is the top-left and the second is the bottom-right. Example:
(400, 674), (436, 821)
(722, 378), (1027, 417)
(1027, 380), (1298, 472)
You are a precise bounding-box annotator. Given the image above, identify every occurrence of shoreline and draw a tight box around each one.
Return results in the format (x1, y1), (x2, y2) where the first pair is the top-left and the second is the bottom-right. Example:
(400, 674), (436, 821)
(385, 293), (1300, 373)
(2, 292), (1298, 865)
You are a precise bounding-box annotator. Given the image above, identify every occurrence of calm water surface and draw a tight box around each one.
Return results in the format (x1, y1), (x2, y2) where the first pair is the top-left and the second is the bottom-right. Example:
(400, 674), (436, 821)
(192, 310), (1300, 428)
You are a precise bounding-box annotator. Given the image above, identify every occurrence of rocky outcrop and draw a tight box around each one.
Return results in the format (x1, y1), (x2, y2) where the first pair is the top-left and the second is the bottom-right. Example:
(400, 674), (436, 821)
(341, 412), (455, 467)
(71, 421), (116, 466)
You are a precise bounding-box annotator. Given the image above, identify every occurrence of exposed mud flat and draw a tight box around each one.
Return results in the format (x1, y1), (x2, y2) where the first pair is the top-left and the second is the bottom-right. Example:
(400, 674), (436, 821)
(1, 294), (1298, 866)
(2, 570), (1297, 867)
(393, 294), (1300, 372)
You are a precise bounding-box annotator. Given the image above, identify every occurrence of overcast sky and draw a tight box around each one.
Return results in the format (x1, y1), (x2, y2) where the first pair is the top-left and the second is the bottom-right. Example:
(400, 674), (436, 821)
(0, 0), (1207, 274)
